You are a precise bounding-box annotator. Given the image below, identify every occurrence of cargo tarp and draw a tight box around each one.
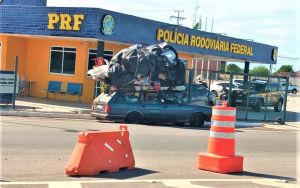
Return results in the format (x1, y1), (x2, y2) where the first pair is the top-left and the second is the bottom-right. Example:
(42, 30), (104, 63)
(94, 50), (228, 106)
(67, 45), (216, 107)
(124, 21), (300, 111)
(88, 42), (186, 91)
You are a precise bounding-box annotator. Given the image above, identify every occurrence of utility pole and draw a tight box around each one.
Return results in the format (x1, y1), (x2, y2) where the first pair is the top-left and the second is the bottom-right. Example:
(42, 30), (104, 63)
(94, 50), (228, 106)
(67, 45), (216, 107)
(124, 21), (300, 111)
(198, 15), (202, 30)
(211, 18), (214, 32)
(205, 16), (208, 31)
(193, 0), (200, 26)
(170, 10), (185, 25)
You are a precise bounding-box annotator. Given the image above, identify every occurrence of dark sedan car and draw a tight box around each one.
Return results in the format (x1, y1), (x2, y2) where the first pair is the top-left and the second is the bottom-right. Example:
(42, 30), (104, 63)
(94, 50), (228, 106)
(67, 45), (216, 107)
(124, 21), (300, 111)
(91, 88), (212, 127)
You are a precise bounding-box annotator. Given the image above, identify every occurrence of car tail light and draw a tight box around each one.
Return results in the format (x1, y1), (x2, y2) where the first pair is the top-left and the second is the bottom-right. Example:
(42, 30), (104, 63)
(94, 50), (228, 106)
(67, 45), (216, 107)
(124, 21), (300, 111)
(104, 103), (111, 113)
(91, 102), (95, 111)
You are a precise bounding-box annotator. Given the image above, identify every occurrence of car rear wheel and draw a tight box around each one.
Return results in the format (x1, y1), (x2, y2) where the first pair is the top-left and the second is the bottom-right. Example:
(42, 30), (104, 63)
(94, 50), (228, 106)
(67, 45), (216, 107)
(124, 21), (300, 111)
(174, 122), (185, 126)
(292, 89), (297, 94)
(274, 100), (283, 112)
(125, 112), (144, 124)
(189, 113), (205, 127)
(211, 90), (218, 98)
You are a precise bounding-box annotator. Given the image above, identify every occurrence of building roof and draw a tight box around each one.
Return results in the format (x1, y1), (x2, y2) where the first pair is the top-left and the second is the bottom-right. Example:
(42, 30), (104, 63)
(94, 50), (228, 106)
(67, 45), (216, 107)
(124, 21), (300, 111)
(0, 1), (278, 65)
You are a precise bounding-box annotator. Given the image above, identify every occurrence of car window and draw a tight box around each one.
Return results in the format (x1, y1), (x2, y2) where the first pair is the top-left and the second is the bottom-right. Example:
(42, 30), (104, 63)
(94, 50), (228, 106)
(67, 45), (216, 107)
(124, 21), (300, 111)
(143, 92), (160, 104)
(159, 91), (180, 104)
(114, 92), (140, 104)
(270, 84), (278, 92)
(250, 83), (266, 93)
(192, 87), (207, 97)
(234, 80), (243, 84)
(97, 92), (115, 103)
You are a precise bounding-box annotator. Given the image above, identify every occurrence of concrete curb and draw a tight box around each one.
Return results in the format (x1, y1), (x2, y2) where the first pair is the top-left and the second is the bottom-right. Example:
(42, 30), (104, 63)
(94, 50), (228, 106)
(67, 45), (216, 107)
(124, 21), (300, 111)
(0, 110), (92, 120)
(204, 121), (264, 128)
(235, 122), (264, 127)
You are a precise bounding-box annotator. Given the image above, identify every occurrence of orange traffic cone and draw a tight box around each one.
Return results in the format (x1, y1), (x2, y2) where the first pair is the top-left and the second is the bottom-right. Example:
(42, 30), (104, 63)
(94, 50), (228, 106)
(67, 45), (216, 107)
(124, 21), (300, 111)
(65, 125), (135, 176)
(197, 102), (243, 173)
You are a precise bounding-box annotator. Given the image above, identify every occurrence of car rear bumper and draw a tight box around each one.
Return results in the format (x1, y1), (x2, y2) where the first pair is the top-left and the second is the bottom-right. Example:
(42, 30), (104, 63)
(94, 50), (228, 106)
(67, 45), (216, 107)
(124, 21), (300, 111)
(91, 112), (124, 121)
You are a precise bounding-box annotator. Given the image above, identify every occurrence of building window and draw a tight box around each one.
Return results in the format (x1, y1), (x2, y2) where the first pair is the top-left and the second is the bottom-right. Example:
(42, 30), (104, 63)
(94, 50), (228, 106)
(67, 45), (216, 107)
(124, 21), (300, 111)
(87, 49), (113, 71)
(220, 61), (227, 72)
(49, 47), (76, 75)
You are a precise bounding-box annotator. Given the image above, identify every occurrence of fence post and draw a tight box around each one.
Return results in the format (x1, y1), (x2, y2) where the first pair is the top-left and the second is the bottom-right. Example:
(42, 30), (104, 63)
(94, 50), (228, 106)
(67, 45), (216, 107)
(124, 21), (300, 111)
(188, 69), (194, 103)
(12, 56), (18, 110)
(263, 77), (270, 121)
(208, 71), (212, 105)
(282, 77), (289, 124)
(228, 73), (233, 106)
(244, 74), (251, 120)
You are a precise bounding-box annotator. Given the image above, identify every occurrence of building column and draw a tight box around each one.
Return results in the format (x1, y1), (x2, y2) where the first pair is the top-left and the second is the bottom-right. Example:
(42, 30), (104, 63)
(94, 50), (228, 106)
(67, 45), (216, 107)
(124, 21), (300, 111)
(97, 40), (104, 57)
(94, 40), (105, 98)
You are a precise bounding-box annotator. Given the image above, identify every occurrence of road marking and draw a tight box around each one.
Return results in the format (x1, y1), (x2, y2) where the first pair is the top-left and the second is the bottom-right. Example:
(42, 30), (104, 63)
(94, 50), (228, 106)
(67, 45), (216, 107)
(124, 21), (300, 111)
(48, 181), (82, 188)
(163, 179), (212, 188)
(252, 179), (297, 188)
(0, 178), (296, 186)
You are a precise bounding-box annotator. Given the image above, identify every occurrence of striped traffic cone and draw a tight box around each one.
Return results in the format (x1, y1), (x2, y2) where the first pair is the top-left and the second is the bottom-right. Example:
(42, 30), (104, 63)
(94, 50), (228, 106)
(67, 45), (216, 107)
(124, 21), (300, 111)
(197, 101), (243, 173)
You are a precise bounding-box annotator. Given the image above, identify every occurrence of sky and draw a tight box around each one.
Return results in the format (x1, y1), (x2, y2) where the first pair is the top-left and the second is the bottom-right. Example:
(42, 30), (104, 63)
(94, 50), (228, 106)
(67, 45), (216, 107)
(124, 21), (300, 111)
(47, 0), (299, 71)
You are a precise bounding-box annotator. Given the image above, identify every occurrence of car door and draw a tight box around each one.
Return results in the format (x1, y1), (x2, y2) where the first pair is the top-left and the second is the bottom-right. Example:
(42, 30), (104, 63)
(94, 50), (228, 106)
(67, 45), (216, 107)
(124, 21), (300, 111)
(140, 91), (166, 122)
(190, 85), (208, 106)
(158, 91), (192, 122)
(268, 83), (279, 105)
(110, 92), (141, 117)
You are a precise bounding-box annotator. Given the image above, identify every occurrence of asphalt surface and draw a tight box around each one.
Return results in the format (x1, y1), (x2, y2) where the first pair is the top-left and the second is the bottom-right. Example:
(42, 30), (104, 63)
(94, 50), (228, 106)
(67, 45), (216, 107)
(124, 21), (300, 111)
(0, 116), (298, 187)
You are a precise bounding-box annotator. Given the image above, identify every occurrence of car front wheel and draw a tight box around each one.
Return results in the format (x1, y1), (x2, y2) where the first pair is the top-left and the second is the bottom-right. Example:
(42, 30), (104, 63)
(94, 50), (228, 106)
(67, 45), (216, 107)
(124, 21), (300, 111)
(211, 90), (218, 98)
(189, 113), (205, 127)
(292, 89), (297, 94)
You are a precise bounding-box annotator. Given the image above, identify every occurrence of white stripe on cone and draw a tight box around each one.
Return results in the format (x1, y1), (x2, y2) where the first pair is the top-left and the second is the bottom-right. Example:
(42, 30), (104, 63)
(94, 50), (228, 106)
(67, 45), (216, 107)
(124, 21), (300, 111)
(212, 121), (235, 127)
(210, 131), (235, 139)
(212, 109), (236, 116)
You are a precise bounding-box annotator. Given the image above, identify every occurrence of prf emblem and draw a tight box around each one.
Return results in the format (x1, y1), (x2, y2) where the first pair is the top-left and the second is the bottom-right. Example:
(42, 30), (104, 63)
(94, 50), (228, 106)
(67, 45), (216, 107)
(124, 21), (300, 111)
(102, 15), (114, 36)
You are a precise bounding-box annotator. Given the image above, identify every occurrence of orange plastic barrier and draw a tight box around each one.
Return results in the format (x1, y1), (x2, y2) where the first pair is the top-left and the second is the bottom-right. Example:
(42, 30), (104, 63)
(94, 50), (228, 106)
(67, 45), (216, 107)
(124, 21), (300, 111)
(65, 125), (135, 176)
(197, 102), (243, 173)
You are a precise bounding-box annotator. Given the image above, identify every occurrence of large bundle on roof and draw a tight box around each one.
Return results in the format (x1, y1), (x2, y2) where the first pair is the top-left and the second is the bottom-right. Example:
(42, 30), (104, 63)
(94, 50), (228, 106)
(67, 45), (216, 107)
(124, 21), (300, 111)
(88, 42), (186, 91)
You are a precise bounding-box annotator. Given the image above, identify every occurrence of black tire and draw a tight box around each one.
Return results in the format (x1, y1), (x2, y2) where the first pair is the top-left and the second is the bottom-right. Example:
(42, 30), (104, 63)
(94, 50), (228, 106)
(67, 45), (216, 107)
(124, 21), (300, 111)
(211, 90), (218, 97)
(292, 89), (297, 94)
(220, 94), (228, 100)
(189, 113), (205, 127)
(125, 112), (144, 124)
(274, 99), (283, 112)
(174, 122), (185, 126)
(252, 100), (262, 112)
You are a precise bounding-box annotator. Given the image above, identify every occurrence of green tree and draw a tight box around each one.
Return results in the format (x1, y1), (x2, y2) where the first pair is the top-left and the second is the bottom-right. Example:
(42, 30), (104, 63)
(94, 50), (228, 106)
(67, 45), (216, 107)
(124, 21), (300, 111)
(250, 66), (270, 76)
(193, 23), (200, 29)
(226, 64), (242, 73)
(193, 21), (202, 30)
(276, 65), (294, 74)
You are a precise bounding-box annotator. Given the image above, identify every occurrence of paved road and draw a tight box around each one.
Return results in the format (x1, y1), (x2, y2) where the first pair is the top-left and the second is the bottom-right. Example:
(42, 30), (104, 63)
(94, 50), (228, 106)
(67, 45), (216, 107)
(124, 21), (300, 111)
(0, 116), (298, 187)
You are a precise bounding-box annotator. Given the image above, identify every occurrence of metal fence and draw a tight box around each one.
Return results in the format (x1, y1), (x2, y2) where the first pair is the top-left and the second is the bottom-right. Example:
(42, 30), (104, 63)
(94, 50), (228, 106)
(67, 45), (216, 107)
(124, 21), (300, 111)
(187, 69), (289, 124)
(94, 68), (289, 124)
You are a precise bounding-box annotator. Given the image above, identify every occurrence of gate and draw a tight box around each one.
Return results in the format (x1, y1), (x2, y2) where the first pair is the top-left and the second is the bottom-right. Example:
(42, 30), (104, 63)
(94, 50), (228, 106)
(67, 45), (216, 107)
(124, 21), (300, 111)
(187, 69), (289, 124)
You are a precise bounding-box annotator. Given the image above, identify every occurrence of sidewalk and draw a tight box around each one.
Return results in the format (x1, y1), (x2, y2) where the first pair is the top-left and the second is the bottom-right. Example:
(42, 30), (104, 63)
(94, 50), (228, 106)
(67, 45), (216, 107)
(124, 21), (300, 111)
(0, 96), (92, 119)
(1, 96), (299, 129)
